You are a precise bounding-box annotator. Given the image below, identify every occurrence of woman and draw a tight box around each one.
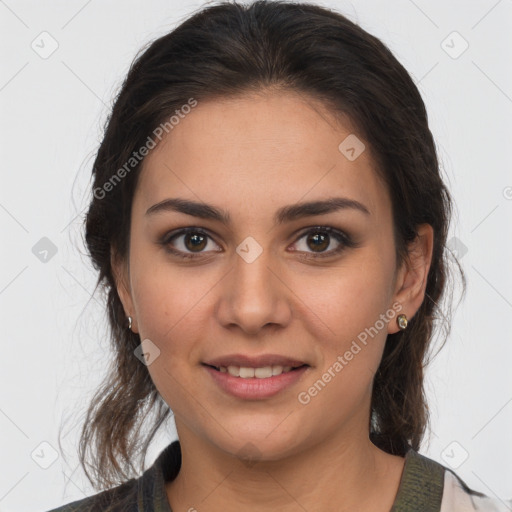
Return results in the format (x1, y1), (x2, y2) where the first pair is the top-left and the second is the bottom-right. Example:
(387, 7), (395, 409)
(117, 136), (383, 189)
(47, 1), (511, 511)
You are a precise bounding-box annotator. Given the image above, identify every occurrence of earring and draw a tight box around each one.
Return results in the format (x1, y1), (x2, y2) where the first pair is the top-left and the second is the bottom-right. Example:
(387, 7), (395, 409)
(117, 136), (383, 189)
(128, 316), (132, 330)
(397, 314), (408, 331)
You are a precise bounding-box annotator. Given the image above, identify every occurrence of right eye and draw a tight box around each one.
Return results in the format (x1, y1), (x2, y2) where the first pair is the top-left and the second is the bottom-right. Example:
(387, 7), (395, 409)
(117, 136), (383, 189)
(160, 227), (222, 259)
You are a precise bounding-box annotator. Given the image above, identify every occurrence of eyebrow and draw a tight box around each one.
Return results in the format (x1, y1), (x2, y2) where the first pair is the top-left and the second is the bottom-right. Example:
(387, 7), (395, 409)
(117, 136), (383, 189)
(145, 196), (371, 225)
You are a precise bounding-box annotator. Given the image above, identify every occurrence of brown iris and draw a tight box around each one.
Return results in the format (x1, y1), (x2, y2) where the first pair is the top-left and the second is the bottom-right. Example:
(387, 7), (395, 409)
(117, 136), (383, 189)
(307, 232), (329, 252)
(185, 232), (207, 252)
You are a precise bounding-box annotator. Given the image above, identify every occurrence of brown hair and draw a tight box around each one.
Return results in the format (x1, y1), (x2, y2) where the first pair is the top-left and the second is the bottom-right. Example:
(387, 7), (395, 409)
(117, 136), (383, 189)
(67, 0), (465, 492)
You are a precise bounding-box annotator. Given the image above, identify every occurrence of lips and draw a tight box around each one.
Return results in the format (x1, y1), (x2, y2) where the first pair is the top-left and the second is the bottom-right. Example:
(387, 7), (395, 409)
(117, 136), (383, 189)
(204, 362), (310, 399)
(202, 353), (309, 369)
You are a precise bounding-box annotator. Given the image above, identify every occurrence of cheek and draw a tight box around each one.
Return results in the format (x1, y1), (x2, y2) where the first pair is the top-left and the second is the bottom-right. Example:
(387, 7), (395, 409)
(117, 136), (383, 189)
(131, 267), (207, 405)
(297, 251), (394, 385)
(297, 277), (391, 419)
(130, 256), (217, 356)
(134, 279), (194, 342)
(301, 250), (393, 331)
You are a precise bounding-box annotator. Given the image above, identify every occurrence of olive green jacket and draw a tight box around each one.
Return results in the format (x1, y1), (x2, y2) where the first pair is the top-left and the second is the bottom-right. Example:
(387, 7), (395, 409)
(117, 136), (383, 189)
(44, 441), (511, 511)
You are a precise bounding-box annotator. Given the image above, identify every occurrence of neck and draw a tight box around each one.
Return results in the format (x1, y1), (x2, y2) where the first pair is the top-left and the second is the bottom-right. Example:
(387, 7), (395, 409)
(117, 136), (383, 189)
(165, 423), (405, 512)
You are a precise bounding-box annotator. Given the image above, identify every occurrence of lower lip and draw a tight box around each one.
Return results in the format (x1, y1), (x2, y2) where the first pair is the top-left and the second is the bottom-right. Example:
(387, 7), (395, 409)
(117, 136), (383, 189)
(203, 364), (309, 400)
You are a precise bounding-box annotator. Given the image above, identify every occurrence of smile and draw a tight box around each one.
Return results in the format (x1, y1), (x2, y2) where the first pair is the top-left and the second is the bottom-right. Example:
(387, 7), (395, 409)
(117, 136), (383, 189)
(205, 363), (306, 379)
(202, 363), (310, 399)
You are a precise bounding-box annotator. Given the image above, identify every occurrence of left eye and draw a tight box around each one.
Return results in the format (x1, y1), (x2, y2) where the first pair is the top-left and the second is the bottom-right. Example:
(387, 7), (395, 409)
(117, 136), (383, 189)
(292, 227), (353, 258)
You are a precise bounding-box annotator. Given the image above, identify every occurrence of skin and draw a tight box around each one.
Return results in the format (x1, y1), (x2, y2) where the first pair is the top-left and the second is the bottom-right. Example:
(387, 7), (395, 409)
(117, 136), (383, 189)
(112, 90), (434, 512)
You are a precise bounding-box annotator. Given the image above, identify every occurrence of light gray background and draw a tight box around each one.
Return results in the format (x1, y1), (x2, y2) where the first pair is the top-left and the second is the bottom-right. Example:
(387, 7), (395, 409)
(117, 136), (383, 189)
(1, 0), (511, 510)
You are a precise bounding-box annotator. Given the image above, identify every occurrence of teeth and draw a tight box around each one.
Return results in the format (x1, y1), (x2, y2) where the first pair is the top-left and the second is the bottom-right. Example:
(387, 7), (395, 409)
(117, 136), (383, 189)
(255, 366), (272, 378)
(227, 365), (240, 377)
(219, 364), (299, 378)
(239, 367), (255, 378)
(272, 365), (283, 376)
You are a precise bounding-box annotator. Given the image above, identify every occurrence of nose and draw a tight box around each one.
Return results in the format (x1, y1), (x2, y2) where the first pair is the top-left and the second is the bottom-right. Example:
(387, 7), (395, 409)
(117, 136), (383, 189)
(215, 245), (292, 336)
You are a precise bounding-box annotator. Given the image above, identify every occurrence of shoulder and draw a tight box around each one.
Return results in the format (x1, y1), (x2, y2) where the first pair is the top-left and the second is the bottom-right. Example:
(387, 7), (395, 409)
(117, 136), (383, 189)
(391, 448), (512, 512)
(43, 440), (181, 512)
(440, 468), (512, 512)
(43, 477), (139, 512)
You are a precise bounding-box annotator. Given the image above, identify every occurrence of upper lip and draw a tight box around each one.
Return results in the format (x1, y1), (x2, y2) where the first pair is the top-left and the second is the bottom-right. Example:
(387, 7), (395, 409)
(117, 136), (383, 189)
(203, 353), (309, 368)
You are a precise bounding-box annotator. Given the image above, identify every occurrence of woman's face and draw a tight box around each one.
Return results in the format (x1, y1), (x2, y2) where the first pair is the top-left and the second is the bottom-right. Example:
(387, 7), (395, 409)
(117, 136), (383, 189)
(113, 91), (432, 461)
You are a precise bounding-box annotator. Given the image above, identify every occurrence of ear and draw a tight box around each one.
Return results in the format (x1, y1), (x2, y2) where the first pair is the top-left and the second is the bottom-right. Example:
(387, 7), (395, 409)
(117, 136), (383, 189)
(388, 223), (434, 334)
(110, 246), (139, 334)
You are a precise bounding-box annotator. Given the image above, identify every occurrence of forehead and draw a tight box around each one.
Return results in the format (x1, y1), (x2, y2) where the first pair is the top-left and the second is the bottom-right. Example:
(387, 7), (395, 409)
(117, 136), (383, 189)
(135, 91), (389, 222)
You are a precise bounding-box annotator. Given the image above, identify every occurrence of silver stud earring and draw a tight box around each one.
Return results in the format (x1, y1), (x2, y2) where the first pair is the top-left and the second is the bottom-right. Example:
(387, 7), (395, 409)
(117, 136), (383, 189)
(128, 316), (132, 330)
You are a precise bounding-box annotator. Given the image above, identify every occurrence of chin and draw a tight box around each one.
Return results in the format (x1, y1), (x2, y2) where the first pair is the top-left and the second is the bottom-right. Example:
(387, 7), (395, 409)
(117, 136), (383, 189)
(211, 429), (303, 464)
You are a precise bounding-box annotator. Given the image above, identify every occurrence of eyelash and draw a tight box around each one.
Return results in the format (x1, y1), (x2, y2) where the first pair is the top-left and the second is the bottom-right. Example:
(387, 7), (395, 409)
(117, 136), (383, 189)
(159, 226), (359, 260)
